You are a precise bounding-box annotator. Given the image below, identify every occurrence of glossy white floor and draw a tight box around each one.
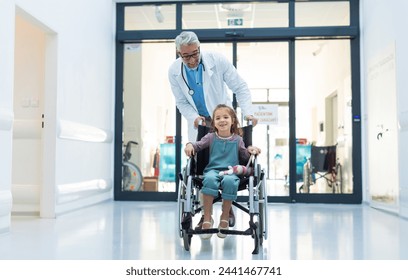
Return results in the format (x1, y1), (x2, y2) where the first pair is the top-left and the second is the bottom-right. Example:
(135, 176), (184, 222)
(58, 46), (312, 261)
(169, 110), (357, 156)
(1, 200), (408, 260)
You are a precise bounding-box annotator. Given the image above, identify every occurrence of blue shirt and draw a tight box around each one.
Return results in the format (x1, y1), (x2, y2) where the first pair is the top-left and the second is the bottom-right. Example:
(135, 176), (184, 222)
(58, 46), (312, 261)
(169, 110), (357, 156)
(184, 64), (210, 117)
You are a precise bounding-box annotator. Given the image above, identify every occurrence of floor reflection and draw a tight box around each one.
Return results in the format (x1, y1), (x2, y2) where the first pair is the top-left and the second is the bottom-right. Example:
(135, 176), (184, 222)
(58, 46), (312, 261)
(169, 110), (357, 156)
(1, 201), (408, 260)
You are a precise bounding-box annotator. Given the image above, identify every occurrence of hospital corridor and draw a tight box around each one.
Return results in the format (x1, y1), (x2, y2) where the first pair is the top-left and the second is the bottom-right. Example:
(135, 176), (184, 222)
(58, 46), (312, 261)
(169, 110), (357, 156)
(2, 2), (408, 278)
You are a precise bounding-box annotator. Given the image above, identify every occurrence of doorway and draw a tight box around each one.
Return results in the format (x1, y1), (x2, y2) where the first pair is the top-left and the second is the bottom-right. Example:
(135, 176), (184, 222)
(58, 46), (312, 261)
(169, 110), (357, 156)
(13, 9), (57, 217)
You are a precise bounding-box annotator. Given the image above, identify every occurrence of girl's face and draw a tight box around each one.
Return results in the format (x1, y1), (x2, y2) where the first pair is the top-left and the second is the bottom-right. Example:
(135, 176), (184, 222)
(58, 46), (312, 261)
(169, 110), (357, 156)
(213, 108), (233, 136)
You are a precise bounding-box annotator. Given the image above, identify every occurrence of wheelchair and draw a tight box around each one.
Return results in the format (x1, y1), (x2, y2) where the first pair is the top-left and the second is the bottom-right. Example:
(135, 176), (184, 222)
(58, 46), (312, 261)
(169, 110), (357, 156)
(177, 124), (268, 254)
(300, 145), (342, 193)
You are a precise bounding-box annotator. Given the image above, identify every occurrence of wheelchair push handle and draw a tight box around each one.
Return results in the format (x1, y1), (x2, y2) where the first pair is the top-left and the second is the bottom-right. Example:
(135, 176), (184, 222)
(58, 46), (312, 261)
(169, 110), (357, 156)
(124, 140), (138, 151)
(123, 140), (139, 161)
(127, 140), (138, 146)
(245, 115), (258, 126)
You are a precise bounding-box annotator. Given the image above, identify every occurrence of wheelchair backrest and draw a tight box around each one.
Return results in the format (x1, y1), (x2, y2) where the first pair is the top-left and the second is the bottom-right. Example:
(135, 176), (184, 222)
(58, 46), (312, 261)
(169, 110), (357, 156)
(195, 125), (210, 175)
(241, 125), (253, 148)
(194, 125), (253, 175)
(310, 145), (337, 173)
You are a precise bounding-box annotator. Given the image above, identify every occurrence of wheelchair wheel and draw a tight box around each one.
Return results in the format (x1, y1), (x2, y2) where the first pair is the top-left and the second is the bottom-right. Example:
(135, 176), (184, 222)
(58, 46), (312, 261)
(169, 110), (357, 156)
(182, 214), (193, 251)
(258, 169), (268, 245)
(182, 229), (192, 251)
(177, 171), (186, 238)
(178, 171), (193, 238)
(335, 163), (343, 193)
(252, 221), (260, 255)
(179, 171), (195, 252)
(122, 162), (143, 192)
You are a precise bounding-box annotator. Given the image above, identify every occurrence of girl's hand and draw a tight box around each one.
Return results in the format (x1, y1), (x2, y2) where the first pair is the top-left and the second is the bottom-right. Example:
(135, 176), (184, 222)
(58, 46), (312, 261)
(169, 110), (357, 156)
(184, 143), (195, 157)
(248, 146), (261, 155)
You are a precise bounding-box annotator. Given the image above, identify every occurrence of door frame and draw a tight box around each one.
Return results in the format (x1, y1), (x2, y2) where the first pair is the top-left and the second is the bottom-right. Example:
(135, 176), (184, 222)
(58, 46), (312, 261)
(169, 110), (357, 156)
(114, 0), (362, 204)
(13, 7), (58, 217)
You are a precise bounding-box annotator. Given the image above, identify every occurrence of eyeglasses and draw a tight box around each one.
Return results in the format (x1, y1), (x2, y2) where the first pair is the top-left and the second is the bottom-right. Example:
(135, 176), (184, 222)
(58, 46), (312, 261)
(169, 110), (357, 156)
(180, 50), (200, 61)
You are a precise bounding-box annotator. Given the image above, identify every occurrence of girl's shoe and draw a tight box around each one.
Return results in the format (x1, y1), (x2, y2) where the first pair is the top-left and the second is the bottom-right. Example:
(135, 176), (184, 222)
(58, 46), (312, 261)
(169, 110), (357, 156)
(217, 219), (229, 238)
(200, 218), (214, 240)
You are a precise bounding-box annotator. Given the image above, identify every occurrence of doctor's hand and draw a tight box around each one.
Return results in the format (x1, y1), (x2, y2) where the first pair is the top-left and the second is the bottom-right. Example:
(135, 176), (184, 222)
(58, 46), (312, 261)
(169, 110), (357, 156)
(245, 115), (258, 126)
(194, 116), (207, 128)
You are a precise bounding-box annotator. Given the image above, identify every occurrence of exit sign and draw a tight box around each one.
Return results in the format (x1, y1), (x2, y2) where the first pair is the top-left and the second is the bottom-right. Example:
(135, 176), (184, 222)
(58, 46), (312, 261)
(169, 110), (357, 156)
(227, 18), (243, 26)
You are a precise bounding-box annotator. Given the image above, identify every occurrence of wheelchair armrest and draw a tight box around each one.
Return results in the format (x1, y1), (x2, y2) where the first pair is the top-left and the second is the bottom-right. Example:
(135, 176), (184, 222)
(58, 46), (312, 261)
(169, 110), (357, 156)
(186, 157), (193, 177)
(251, 155), (263, 179)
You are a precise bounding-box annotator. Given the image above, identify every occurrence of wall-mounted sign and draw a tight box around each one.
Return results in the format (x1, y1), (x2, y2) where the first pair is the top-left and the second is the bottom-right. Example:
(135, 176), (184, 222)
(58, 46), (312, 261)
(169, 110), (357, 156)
(253, 104), (279, 125)
(227, 18), (243, 26)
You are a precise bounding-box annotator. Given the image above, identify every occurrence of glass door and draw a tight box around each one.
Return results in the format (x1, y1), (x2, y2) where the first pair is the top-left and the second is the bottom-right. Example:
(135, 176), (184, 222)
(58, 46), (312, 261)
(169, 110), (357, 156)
(116, 38), (356, 203)
(293, 39), (353, 201)
(235, 42), (290, 200)
(118, 42), (180, 201)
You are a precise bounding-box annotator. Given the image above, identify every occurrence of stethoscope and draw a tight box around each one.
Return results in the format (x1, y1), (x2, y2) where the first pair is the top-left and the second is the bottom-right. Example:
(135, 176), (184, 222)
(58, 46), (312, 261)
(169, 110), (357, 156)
(181, 61), (205, 96)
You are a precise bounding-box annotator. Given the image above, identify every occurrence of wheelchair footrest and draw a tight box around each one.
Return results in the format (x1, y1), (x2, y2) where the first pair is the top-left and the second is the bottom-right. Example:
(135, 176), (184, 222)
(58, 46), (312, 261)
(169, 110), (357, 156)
(219, 228), (253, 236)
(190, 228), (219, 235)
(188, 228), (252, 236)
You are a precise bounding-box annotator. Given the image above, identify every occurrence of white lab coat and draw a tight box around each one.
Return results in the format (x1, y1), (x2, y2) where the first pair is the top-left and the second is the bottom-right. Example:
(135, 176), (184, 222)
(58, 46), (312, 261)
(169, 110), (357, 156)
(168, 51), (254, 142)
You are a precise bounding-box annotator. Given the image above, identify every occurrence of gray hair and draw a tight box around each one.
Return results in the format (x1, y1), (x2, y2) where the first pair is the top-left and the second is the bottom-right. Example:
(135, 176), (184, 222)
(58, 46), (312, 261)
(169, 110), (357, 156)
(175, 31), (200, 51)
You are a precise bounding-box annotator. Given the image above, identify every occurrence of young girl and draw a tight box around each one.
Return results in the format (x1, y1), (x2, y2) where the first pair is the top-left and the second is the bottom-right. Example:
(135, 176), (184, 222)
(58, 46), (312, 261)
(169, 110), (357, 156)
(184, 104), (261, 239)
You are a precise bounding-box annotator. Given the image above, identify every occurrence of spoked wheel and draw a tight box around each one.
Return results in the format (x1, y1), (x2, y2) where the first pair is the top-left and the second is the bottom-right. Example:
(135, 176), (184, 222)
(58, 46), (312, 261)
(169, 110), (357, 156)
(122, 162), (143, 191)
(177, 173), (186, 238)
(179, 165), (194, 251)
(181, 213), (193, 251)
(182, 230), (192, 251)
(258, 169), (268, 246)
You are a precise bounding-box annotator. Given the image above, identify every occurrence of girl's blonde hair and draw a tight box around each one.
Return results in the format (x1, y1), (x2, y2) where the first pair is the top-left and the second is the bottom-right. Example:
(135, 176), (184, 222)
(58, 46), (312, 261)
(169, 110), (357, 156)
(211, 104), (243, 136)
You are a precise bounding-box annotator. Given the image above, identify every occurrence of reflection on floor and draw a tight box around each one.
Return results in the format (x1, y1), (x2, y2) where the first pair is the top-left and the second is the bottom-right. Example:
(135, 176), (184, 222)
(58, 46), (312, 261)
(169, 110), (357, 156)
(1, 200), (408, 260)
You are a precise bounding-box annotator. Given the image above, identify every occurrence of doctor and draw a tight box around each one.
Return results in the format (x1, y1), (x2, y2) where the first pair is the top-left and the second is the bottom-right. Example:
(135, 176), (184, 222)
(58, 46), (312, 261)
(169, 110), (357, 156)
(168, 31), (258, 230)
(168, 31), (257, 142)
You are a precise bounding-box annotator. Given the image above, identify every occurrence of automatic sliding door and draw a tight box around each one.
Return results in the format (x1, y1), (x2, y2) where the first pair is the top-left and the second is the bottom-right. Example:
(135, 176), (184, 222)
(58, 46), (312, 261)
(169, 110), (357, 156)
(295, 39), (352, 196)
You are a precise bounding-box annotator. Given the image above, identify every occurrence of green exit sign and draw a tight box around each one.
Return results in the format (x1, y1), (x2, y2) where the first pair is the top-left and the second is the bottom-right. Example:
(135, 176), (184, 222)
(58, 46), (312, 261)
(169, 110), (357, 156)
(227, 18), (243, 26)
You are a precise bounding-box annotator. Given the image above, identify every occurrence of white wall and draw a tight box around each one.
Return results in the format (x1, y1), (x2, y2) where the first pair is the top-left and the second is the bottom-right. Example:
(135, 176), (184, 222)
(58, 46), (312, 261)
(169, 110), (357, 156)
(0, 0), (16, 233)
(0, 0), (116, 230)
(361, 0), (408, 217)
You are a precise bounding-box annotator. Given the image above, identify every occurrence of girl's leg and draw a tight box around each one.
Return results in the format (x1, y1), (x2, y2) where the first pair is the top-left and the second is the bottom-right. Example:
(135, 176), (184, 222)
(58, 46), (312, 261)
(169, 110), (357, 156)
(200, 193), (215, 240)
(218, 175), (239, 237)
(217, 199), (232, 238)
(220, 200), (232, 227)
(202, 193), (214, 229)
(201, 169), (220, 229)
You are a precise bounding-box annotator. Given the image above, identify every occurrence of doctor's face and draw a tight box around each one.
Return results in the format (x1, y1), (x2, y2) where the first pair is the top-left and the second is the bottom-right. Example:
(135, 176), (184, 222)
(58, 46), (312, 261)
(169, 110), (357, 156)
(179, 44), (200, 69)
